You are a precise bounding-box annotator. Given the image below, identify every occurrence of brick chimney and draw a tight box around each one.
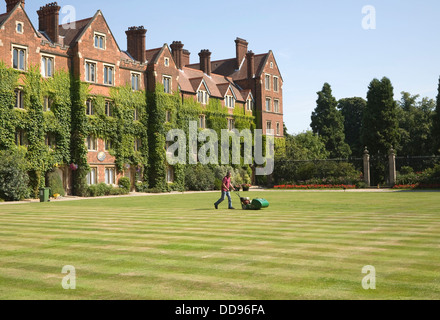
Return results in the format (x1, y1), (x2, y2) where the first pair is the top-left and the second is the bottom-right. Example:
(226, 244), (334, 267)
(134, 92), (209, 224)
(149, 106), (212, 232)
(126, 26), (147, 63)
(37, 2), (61, 43)
(5, 0), (24, 12)
(246, 51), (255, 79)
(170, 41), (184, 70)
(182, 49), (191, 67)
(199, 49), (211, 76)
(235, 37), (248, 69)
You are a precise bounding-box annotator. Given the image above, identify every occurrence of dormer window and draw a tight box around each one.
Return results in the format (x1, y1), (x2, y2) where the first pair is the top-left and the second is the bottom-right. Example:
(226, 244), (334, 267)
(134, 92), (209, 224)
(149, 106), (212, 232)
(197, 90), (209, 105)
(246, 98), (254, 111)
(225, 95), (235, 108)
(94, 33), (106, 50)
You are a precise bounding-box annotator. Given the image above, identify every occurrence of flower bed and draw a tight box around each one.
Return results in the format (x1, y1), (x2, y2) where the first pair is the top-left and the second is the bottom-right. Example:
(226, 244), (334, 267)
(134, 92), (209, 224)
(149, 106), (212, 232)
(274, 184), (356, 190)
(393, 184), (440, 190)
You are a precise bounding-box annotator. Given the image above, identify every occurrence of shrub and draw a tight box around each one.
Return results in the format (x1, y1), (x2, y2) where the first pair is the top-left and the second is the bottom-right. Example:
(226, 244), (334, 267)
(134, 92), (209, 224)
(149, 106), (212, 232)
(47, 171), (65, 197)
(135, 181), (149, 193)
(87, 183), (128, 197)
(119, 177), (131, 192)
(184, 164), (215, 191)
(0, 149), (30, 201)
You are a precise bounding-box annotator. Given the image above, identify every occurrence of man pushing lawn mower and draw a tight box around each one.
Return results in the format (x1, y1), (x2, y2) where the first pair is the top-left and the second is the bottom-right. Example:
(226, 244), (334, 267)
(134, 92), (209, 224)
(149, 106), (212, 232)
(214, 171), (270, 211)
(214, 171), (235, 210)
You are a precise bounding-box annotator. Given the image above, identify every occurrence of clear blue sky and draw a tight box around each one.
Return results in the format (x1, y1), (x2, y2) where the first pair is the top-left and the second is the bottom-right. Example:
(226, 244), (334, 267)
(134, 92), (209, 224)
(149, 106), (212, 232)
(24, 0), (440, 134)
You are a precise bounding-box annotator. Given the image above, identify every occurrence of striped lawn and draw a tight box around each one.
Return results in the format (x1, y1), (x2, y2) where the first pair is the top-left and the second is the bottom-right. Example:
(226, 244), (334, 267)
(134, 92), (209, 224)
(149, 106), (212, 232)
(0, 190), (440, 300)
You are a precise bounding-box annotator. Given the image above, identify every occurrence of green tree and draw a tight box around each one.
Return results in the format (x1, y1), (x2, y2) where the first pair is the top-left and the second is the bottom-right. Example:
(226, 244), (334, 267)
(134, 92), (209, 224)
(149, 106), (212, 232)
(311, 83), (351, 158)
(432, 77), (440, 154)
(337, 97), (366, 157)
(362, 77), (400, 184)
(397, 92), (434, 157)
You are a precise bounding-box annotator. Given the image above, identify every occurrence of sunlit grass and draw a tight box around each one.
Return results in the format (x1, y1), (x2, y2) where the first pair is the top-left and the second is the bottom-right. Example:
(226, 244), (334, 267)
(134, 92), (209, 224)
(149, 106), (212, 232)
(0, 191), (439, 300)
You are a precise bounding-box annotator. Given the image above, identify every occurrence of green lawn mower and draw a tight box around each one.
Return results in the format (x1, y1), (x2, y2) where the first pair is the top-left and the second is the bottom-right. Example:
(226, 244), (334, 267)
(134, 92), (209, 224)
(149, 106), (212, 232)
(235, 192), (270, 210)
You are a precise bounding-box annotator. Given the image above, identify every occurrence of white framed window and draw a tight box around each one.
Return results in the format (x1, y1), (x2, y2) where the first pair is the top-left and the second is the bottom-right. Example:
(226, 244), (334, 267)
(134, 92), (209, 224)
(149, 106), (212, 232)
(105, 167), (116, 185)
(199, 114), (206, 129)
(163, 76), (171, 94)
(94, 33), (106, 50)
(15, 89), (24, 109)
(266, 121), (272, 132)
(86, 100), (94, 115)
(197, 90), (209, 105)
(87, 167), (97, 185)
(134, 138), (142, 152)
(85, 60), (97, 83)
(43, 96), (52, 112)
(228, 118), (235, 131)
(164, 57), (170, 67)
(41, 55), (54, 78)
(105, 101), (113, 117)
(274, 99), (280, 113)
(45, 133), (56, 149)
(105, 139), (112, 151)
(12, 45), (27, 71)
(16, 22), (24, 34)
(167, 166), (174, 183)
(103, 65), (114, 86)
(270, 62), (274, 69)
(15, 130), (27, 146)
(265, 74), (271, 91)
(276, 122), (281, 136)
(225, 95), (235, 108)
(265, 98), (271, 112)
(131, 72), (140, 91)
(87, 135), (97, 151)
(273, 76), (279, 92)
(246, 98), (254, 111)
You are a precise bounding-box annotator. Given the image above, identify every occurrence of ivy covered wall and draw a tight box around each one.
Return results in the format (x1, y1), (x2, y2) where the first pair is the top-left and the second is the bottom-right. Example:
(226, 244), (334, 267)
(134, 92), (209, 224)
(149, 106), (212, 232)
(0, 62), (258, 197)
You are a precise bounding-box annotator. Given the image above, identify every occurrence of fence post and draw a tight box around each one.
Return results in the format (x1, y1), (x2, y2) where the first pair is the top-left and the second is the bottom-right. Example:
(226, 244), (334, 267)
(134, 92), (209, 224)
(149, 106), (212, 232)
(363, 147), (371, 187)
(389, 147), (396, 186)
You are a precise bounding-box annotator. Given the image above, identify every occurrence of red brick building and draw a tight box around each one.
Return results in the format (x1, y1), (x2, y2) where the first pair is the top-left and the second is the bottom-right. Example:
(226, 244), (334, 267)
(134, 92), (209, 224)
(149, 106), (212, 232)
(0, 0), (283, 192)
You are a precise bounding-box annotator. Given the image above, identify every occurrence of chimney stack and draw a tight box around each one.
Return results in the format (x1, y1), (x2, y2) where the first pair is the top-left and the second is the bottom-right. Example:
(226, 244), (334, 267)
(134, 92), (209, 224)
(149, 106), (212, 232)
(6, 0), (24, 13)
(126, 26), (147, 63)
(170, 41), (184, 70)
(246, 51), (255, 79)
(235, 37), (248, 69)
(182, 49), (191, 67)
(37, 2), (61, 43)
(199, 49), (211, 76)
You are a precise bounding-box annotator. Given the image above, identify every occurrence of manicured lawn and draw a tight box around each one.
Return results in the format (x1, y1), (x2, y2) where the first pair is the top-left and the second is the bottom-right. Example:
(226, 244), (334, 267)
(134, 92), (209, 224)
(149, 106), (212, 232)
(0, 191), (440, 300)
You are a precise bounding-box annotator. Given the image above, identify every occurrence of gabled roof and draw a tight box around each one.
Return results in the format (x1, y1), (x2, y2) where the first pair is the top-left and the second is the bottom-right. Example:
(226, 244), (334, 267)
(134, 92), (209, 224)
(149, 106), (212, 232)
(58, 17), (93, 47)
(178, 67), (245, 102)
(58, 10), (121, 51)
(145, 47), (162, 64)
(0, 2), (41, 39)
(186, 51), (283, 81)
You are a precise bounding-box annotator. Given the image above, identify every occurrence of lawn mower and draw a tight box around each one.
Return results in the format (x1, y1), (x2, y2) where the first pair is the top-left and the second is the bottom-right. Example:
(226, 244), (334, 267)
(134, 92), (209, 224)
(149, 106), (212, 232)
(234, 191), (270, 210)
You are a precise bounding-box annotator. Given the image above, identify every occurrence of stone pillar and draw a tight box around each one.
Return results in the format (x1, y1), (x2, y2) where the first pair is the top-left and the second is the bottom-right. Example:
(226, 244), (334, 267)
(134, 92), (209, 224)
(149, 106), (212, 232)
(363, 147), (371, 187)
(389, 147), (396, 186)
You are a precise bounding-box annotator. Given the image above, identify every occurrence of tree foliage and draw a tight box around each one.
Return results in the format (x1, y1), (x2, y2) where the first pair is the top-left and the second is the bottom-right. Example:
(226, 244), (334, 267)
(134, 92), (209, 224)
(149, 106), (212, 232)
(338, 97), (366, 157)
(397, 92), (434, 156)
(362, 77), (400, 184)
(311, 83), (351, 158)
